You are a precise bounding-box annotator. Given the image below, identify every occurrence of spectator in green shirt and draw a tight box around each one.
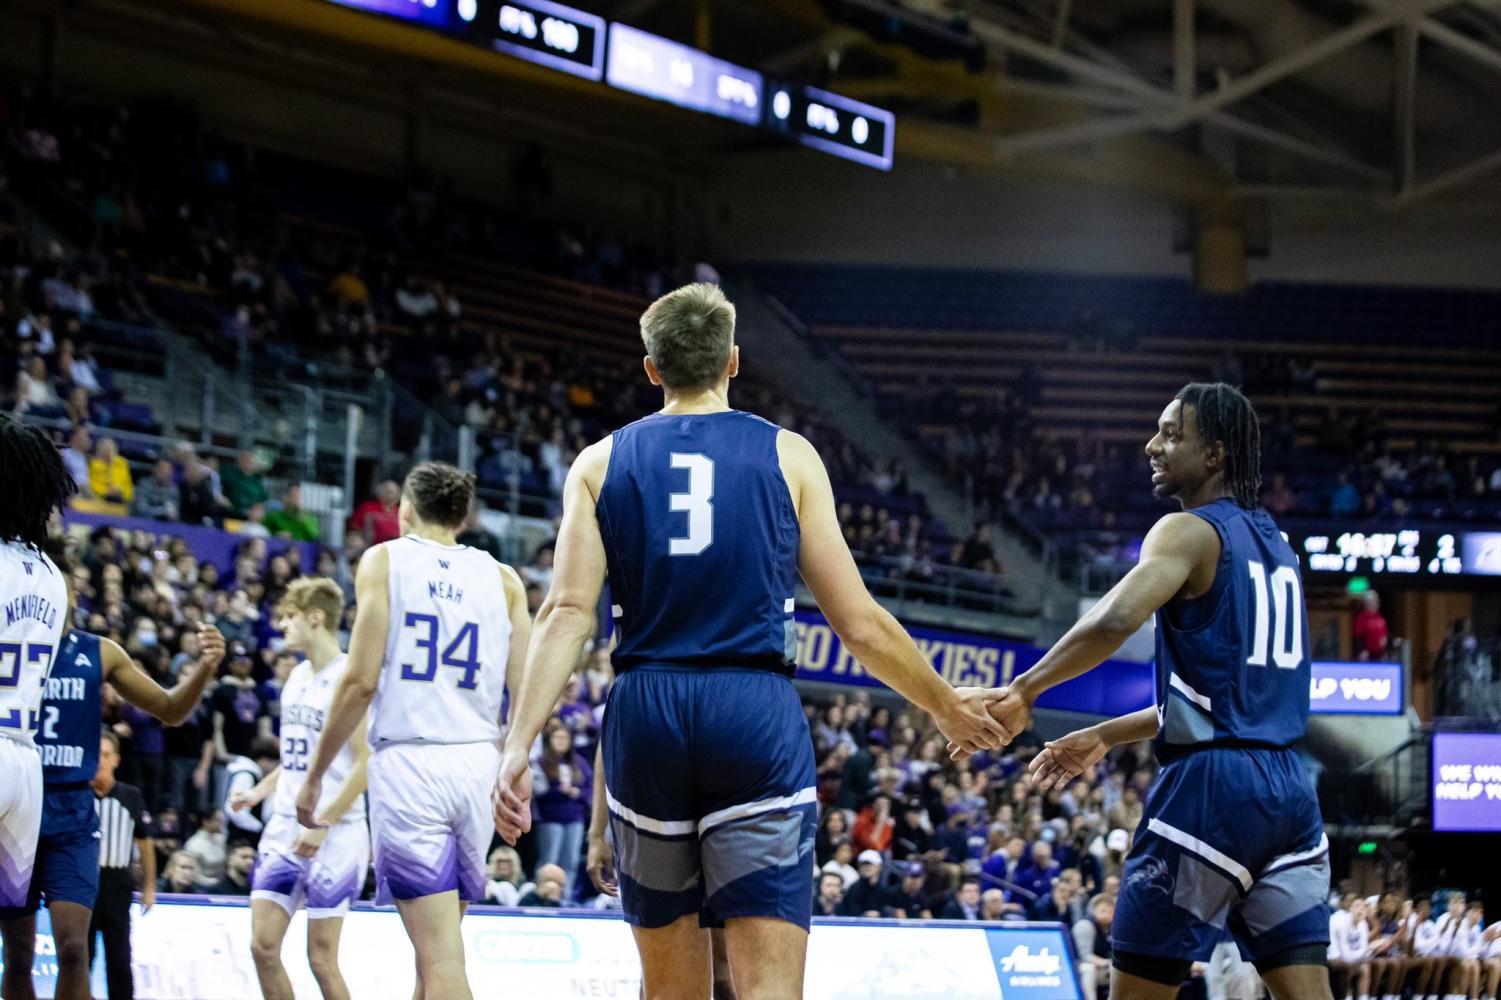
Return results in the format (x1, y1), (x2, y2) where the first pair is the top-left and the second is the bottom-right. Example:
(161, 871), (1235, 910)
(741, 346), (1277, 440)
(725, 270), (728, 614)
(263, 483), (321, 541)
(220, 450), (270, 517)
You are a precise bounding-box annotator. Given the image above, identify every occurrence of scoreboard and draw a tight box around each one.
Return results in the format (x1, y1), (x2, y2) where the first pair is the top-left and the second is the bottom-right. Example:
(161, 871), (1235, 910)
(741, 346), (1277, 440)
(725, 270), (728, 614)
(1294, 529), (1501, 578)
(326, 0), (896, 169)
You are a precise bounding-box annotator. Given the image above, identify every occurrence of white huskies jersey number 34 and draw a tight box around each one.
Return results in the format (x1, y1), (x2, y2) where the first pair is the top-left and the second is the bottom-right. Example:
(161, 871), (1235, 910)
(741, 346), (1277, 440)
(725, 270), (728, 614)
(370, 536), (511, 747)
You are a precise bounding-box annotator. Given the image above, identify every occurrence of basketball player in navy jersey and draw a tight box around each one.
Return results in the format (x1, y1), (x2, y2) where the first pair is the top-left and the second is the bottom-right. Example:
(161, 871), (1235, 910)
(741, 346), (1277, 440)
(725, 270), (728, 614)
(493, 282), (1007, 999)
(0, 547), (225, 1000)
(987, 384), (1332, 1000)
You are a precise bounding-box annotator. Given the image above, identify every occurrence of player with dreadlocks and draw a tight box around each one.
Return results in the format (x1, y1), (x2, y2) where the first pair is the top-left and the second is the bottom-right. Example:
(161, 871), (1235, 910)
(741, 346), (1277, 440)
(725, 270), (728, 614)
(979, 383), (1334, 1000)
(0, 415), (75, 918)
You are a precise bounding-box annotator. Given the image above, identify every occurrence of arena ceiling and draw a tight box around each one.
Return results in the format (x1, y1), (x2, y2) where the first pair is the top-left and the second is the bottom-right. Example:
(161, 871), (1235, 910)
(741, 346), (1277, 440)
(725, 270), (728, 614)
(591, 0), (1501, 207)
(16, 0), (1501, 210)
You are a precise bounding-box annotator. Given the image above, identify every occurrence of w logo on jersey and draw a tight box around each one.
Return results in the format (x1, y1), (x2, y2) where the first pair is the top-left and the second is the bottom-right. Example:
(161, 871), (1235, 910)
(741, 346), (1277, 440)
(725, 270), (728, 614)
(438, 559), (450, 570)
(23, 563), (33, 576)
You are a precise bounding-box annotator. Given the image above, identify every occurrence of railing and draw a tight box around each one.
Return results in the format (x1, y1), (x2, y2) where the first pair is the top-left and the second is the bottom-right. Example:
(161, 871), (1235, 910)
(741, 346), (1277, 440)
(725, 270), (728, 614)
(848, 549), (1020, 616)
(1317, 730), (1432, 830)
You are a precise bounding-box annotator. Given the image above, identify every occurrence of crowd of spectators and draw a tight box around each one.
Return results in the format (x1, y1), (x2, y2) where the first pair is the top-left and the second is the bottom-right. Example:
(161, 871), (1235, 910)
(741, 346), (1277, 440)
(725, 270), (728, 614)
(2, 82), (990, 594)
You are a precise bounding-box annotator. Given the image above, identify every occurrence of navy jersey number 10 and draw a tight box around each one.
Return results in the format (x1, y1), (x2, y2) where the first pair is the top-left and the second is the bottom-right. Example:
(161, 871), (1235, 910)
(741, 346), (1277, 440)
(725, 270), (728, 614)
(399, 613), (483, 689)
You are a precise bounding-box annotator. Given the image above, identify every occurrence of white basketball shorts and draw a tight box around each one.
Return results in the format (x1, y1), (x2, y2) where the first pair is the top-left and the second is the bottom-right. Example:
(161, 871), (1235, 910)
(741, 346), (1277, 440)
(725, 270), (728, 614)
(368, 741), (497, 905)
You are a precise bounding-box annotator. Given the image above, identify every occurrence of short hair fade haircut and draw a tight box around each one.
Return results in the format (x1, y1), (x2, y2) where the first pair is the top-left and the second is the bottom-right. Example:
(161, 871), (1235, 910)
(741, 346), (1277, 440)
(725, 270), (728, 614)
(639, 283), (735, 391)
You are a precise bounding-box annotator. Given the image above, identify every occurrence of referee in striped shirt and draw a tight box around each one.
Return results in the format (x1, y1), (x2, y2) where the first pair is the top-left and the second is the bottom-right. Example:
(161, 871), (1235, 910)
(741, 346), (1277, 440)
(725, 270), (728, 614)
(93, 729), (155, 999)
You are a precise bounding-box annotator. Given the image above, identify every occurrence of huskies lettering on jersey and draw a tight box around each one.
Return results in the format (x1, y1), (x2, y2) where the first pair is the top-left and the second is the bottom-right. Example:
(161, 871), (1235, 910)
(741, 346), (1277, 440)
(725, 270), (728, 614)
(44, 676), (87, 701)
(427, 580), (464, 604)
(4, 594), (59, 630)
(282, 703), (326, 731)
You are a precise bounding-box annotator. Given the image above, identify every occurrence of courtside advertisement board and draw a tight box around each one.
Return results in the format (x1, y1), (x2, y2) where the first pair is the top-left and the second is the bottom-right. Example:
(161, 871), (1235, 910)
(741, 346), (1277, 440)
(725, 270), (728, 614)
(24, 901), (1083, 999)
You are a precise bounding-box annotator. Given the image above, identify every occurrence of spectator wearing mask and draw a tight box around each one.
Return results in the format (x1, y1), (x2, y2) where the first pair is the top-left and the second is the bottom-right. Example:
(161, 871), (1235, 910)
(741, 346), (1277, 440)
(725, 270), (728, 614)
(518, 865), (567, 908)
(210, 842), (257, 896)
(132, 458), (181, 520)
(940, 878), (982, 921)
(88, 436), (133, 503)
(842, 850), (894, 917)
(891, 862), (932, 919)
(1352, 591), (1389, 661)
(813, 872), (846, 918)
(1072, 893), (1115, 1000)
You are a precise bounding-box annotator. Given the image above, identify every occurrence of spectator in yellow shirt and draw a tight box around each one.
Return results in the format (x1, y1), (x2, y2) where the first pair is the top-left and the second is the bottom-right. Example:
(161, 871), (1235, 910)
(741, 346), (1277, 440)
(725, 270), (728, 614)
(88, 436), (134, 503)
(325, 262), (369, 306)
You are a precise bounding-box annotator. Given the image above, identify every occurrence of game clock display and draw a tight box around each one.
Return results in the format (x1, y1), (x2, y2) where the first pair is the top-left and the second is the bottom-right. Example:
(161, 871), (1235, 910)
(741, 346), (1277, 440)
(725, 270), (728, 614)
(1296, 529), (1501, 577)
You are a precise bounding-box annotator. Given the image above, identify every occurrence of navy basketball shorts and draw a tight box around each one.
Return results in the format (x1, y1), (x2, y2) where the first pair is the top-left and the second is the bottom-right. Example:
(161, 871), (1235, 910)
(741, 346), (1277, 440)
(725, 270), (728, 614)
(1112, 746), (1331, 965)
(602, 665), (818, 931)
(0, 786), (100, 918)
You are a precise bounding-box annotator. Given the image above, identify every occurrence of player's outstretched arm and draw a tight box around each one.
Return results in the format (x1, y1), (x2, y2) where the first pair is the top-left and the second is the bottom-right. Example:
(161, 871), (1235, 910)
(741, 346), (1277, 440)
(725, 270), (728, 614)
(1028, 707), (1158, 790)
(1007, 512), (1216, 719)
(779, 430), (1007, 754)
(105, 623), (226, 725)
(494, 440), (611, 844)
(299, 545), (389, 828)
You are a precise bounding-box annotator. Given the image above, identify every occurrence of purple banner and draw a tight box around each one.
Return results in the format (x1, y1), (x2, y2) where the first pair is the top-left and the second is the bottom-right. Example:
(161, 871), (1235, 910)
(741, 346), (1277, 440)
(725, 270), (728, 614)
(1432, 732), (1501, 833)
(793, 610), (1155, 718)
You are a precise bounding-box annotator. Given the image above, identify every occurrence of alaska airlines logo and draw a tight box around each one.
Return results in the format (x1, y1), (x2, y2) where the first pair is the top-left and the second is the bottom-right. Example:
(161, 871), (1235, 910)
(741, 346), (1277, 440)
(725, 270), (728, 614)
(999, 946), (1061, 975)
